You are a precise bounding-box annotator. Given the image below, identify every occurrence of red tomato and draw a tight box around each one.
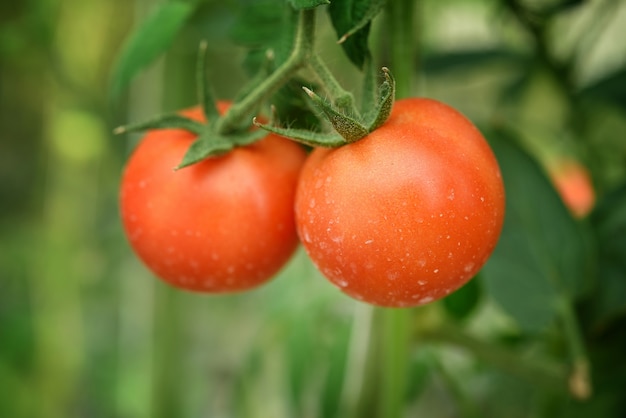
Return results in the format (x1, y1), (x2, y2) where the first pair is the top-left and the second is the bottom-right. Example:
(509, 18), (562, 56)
(120, 104), (307, 292)
(296, 98), (505, 307)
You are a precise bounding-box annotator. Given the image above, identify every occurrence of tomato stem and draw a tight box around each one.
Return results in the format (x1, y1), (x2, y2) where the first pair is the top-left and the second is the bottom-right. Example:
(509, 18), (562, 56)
(556, 296), (593, 400)
(379, 308), (411, 418)
(197, 40), (220, 122)
(214, 9), (316, 135)
(376, 2), (417, 417)
(338, 303), (375, 418)
(386, 1), (416, 98)
(307, 54), (359, 116)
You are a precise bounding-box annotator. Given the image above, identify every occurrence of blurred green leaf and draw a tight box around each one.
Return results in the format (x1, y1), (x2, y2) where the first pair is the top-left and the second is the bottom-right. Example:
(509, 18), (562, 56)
(404, 349), (434, 404)
(578, 67), (626, 109)
(109, 2), (194, 99)
(442, 276), (482, 321)
(231, 1), (297, 71)
(588, 183), (626, 327)
(421, 48), (527, 74)
(481, 130), (595, 333)
(320, 319), (351, 418)
(289, 0), (330, 9)
(328, 0), (385, 69)
(273, 77), (323, 130)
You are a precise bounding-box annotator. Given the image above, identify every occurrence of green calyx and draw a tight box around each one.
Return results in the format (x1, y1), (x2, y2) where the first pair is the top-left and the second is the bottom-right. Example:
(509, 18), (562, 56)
(114, 40), (268, 169)
(115, 8), (396, 168)
(114, 9), (318, 169)
(255, 67), (395, 148)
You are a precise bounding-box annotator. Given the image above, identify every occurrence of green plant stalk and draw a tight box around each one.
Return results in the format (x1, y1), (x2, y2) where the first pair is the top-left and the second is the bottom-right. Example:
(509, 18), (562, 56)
(152, 287), (185, 418)
(307, 54), (358, 116)
(378, 2), (415, 418)
(215, 9), (316, 135)
(379, 308), (411, 418)
(386, 0), (415, 99)
(338, 303), (375, 418)
(556, 296), (592, 400)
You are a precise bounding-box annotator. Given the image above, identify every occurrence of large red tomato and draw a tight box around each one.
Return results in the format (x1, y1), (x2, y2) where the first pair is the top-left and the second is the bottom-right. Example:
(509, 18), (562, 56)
(296, 98), (505, 307)
(120, 104), (306, 292)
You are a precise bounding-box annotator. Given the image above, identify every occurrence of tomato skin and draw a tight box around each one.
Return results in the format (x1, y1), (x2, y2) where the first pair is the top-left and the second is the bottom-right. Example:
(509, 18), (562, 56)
(296, 98), (505, 307)
(120, 105), (306, 292)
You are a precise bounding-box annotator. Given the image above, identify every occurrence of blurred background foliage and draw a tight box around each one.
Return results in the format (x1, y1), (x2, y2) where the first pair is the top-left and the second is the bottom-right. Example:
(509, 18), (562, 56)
(1, 0), (626, 417)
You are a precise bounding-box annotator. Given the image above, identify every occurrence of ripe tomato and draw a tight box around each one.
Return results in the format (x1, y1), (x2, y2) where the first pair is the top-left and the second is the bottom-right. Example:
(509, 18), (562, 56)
(120, 104), (307, 292)
(296, 98), (505, 307)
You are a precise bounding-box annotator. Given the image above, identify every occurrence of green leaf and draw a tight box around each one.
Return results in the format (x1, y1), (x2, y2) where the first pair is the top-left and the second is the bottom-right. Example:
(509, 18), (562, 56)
(578, 67), (626, 109)
(481, 130), (595, 334)
(288, 0), (330, 10)
(421, 48), (527, 75)
(230, 1), (298, 72)
(327, 0), (385, 69)
(588, 183), (626, 327)
(442, 276), (482, 321)
(271, 78), (323, 131)
(109, 2), (195, 99)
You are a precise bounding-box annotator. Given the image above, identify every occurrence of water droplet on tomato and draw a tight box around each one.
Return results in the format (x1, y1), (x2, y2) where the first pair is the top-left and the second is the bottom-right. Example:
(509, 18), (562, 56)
(418, 296), (434, 304)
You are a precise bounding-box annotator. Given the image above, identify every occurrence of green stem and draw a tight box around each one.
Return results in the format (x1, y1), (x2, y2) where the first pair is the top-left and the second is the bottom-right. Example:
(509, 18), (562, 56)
(386, 0), (415, 98)
(215, 9), (316, 134)
(339, 303), (375, 418)
(556, 296), (592, 400)
(420, 322), (569, 393)
(376, 2), (416, 417)
(379, 308), (411, 418)
(307, 54), (358, 115)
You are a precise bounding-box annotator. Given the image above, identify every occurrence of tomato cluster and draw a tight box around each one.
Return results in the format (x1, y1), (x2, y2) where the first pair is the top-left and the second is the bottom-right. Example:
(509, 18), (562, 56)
(120, 99), (505, 307)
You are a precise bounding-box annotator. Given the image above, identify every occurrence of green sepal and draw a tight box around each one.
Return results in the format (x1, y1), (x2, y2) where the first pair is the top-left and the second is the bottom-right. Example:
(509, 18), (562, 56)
(177, 129), (268, 169)
(364, 67), (395, 131)
(230, 129), (269, 147)
(254, 118), (346, 148)
(197, 40), (220, 122)
(114, 114), (205, 135)
(303, 87), (368, 143)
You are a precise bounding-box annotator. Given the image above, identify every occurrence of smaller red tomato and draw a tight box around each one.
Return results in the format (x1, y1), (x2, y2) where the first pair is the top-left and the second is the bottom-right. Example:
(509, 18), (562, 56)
(120, 104), (306, 292)
(548, 159), (595, 218)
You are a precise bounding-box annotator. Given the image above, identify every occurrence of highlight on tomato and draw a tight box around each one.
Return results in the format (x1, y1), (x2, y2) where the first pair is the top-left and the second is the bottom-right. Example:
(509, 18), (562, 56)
(119, 104), (307, 293)
(295, 98), (506, 308)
